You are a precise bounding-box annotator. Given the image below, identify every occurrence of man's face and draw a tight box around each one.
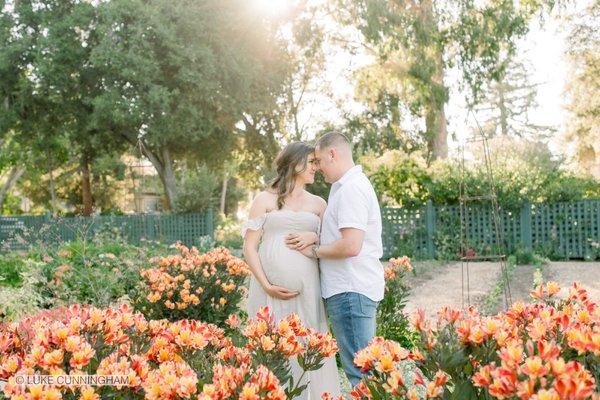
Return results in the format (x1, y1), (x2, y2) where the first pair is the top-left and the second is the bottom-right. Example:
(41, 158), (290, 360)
(314, 146), (335, 183)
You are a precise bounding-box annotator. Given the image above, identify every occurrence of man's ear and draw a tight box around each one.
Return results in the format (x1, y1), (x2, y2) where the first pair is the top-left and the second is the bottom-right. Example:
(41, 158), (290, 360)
(329, 148), (336, 161)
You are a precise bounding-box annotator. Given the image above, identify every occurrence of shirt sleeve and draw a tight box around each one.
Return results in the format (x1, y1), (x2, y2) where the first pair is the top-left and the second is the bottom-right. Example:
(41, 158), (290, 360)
(240, 213), (267, 238)
(337, 185), (369, 231)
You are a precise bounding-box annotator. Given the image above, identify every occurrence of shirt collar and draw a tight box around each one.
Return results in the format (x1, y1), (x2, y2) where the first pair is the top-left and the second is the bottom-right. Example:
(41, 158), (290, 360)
(333, 165), (362, 187)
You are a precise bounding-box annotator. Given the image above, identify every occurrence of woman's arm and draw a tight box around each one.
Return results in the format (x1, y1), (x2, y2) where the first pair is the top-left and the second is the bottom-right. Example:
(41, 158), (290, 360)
(243, 193), (299, 300)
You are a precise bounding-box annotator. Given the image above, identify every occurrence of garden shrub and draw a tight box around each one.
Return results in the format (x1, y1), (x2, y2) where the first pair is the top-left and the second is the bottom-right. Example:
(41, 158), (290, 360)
(214, 215), (243, 251)
(174, 164), (219, 213)
(361, 138), (600, 210)
(136, 244), (250, 328)
(376, 257), (418, 349)
(38, 237), (170, 308)
(0, 261), (50, 321)
(0, 253), (28, 288)
(0, 233), (172, 316)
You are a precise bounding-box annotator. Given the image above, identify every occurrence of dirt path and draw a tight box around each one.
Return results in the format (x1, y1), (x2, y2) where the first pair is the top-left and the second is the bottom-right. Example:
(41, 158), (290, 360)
(543, 261), (600, 303)
(401, 261), (600, 319)
(403, 261), (501, 320)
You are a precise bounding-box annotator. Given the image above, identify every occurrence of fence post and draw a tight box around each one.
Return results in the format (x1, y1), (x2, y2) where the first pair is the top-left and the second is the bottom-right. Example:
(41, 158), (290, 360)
(205, 208), (214, 239)
(520, 201), (532, 250)
(425, 200), (436, 258)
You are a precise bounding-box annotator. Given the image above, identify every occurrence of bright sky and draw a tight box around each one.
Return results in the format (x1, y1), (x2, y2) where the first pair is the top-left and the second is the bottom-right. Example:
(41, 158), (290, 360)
(266, 0), (589, 159)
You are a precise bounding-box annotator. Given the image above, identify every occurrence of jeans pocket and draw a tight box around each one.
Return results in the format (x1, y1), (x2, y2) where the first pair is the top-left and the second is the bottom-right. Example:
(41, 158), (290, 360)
(358, 294), (378, 318)
(325, 292), (348, 316)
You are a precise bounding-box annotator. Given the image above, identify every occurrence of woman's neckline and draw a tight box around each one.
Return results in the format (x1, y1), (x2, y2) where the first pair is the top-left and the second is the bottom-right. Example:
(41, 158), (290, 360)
(266, 209), (320, 219)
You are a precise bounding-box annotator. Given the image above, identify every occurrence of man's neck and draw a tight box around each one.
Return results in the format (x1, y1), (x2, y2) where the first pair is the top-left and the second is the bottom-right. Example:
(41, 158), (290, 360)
(336, 162), (356, 181)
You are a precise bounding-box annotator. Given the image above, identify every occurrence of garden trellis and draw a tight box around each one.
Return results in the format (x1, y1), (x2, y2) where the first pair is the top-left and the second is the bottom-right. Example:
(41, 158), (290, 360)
(0, 211), (214, 251)
(381, 199), (600, 261)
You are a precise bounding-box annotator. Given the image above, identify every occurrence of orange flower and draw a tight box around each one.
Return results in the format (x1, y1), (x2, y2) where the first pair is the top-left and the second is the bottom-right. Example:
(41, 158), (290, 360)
(499, 342), (523, 368)
(69, 344), (95, 369)
(533, 388), (560, 400)
(521, 356), (549, 378)
(411, 309), (426, 332)
(260, 336), (275, 351)
(225, 314), (240, 329)
(473, 365), (492, 387)
(546, 282), (560, 296)
(531, 284), (545, 300)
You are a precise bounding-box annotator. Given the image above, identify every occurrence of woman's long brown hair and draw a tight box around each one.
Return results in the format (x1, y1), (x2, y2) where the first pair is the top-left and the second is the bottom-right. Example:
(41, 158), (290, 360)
(270, 142), (314, 209)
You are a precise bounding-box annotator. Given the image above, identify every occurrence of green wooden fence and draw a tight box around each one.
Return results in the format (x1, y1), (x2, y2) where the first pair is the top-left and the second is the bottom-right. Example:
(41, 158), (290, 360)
(382, 199), (600, 260)
(0, 211), (214, 251)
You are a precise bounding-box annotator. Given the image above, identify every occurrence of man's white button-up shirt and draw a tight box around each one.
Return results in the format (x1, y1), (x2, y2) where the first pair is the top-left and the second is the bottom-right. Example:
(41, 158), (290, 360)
(320, 165), (385, 301)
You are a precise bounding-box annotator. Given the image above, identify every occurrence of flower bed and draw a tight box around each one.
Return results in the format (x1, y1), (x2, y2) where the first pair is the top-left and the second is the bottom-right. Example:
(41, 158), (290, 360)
(137, 244), (250, 328)
(0, 304), (338, 400)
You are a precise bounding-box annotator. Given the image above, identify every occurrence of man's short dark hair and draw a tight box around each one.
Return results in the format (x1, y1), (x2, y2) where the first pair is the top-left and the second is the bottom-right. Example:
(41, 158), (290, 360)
(316, 131), (351, 150)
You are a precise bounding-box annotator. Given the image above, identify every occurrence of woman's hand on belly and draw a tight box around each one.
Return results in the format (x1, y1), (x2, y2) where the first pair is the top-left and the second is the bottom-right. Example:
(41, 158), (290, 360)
(265, 283), (300, 300)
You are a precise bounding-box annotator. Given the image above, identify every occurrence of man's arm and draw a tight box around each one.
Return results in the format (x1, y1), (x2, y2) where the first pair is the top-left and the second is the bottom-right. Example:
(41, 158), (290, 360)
(301, 227), (364, 259)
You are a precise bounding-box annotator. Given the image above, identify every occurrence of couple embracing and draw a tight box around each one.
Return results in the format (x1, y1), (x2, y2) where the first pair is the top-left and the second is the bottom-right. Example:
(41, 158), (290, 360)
(242, 131), (385, 397)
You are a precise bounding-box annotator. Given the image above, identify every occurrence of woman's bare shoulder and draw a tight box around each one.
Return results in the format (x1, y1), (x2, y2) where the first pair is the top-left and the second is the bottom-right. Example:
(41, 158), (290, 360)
(305, 191), (327, 213)
(250, 191), (277, 215)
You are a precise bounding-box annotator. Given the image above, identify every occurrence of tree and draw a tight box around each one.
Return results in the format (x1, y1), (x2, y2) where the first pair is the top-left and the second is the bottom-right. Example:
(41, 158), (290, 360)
(344, 62), (426, 156)
(1, 0), (126, 215)
(91, 0), (291, 210)
(280, 2), (327, 142)
(564, 1), (600, 177)
(475, 56), (555, 138)
(335, 0), (559, 162)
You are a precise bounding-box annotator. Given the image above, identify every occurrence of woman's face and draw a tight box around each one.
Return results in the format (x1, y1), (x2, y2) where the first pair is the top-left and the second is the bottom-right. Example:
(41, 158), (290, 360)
(296, 152), (317, 185)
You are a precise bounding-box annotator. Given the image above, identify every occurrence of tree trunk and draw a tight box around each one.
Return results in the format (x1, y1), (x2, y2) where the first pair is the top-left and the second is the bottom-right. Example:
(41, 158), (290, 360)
(419, 0), (448, 161)
(498, 82), (509, 136)
(430, 47), (448, 160)
(49, 168), (58, 215)
(80, 155), (93, 216)
(139, 144), (177, 211)
(425, 100), (448, 162)
(431, 102), (448, 159)
(220, 174), (228, 215)
(0, 167), (25, 213)
(160, 147), (177, 211)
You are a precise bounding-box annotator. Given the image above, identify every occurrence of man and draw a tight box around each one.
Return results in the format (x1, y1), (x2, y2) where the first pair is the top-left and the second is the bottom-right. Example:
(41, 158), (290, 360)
(296, 131), (385, 386)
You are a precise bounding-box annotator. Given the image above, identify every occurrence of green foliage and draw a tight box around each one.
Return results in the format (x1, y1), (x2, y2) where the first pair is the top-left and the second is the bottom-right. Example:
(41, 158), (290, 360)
(174, 165), (219, 213)
(306, 172), (331, 200)
(335, 0), (559, 159)
(0, 261), (50, 321)
(481, 255), (518, 315)
(214, 215), (244, 251)
(0, 234), (172, 316)
(513, 245), (550, 267)
(362, 140), (600, 210)
(0, 252), (27, 287)
(89, 0), (292, 208)
(377, 258), (418, 349)
(39, 243), (151, 308)
(362, 149), (431, 208)
(2, 0), (293, 212)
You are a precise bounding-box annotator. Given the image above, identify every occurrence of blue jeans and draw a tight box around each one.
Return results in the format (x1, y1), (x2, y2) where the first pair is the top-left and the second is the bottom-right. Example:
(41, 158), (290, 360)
(325, 292), (378, 387)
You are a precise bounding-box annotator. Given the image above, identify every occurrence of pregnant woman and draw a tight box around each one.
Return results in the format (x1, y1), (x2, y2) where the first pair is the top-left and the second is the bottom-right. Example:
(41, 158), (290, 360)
(241, 142), (341, 398)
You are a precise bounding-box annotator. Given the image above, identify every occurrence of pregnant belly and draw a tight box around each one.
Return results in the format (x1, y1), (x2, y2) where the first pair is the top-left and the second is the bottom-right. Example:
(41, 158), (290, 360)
(258, 243), (318, 292)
